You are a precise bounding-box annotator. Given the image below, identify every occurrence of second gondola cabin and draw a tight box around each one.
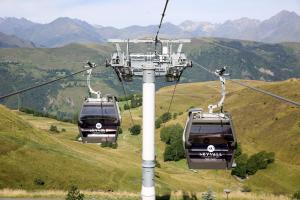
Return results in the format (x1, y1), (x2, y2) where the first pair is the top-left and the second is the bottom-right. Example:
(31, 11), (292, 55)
(183, 108), (237, 169)
(78, 95), (121, 144)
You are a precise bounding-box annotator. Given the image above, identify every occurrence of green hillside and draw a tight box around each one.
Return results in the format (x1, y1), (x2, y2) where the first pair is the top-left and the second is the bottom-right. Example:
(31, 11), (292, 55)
(0, 79), (299, 199)
(1, 38), (300, 120)
(184, 38), (300, 82)
(0, 43), (120, 115)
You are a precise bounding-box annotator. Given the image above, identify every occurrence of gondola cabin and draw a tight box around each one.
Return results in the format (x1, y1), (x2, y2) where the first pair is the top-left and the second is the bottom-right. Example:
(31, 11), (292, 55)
(183, 109), (237, 169)
(78, 95), (121, 143)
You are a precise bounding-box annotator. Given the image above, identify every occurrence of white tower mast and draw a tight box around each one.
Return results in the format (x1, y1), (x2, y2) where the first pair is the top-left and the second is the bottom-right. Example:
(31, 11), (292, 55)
(107, 38), (192, 200)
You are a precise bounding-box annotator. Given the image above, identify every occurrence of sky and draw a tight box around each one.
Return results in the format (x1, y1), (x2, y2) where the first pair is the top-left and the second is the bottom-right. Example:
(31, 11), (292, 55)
(0, 0), (299, 28)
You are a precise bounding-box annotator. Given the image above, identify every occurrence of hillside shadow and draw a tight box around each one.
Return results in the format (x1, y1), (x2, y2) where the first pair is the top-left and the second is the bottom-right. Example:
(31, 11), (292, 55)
(156, 194), (171, 200)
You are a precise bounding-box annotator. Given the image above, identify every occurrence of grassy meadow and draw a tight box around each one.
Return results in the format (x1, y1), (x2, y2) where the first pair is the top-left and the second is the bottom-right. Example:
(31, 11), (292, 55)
(0, 79), (300, 199)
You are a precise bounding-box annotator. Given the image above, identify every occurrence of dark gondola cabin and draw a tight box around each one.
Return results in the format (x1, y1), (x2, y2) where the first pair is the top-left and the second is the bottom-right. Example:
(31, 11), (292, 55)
(78, 95), (121, 143)
(183, 109), (237, 169)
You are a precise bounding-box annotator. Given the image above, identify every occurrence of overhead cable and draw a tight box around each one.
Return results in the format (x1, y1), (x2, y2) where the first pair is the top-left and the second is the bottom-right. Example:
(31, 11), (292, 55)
(192, 61), (300, 107)
(0, 62), (98, 100)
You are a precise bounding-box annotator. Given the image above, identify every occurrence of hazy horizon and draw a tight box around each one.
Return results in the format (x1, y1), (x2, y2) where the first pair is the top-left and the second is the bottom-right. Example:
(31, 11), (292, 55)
(0, 0), (299, 28)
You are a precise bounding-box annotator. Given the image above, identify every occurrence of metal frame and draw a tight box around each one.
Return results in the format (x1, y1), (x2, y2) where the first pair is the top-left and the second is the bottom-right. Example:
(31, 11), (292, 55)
(107, 38), (192, 80)
(84, 62), (101, 100)
(106, 38), (192, 200)
(208, 67), (229, 113)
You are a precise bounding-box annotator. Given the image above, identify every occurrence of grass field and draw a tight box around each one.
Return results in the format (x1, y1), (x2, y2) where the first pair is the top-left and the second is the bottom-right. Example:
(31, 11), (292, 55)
(0, 189), (292, 200)
(0, 79), (300, 199)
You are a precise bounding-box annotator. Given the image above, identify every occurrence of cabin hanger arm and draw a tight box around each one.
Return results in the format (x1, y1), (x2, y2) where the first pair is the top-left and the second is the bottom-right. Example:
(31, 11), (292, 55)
(208, 67), (229, 113)
(85, 62), (101, 99)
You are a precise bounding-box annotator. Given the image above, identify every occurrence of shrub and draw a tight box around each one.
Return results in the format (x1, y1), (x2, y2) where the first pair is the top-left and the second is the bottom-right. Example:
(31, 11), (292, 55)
(241, 185), (252, 193)
(246, 155), (259, 175)
(155, 160), (161, 168)
(231, 153), (248, 179)
(173, 113), (178, 119)
(111, 143), (118, 149)
(101, 142), (108, 148)
(178, 112), (183, 116)
(234, 143), (242, 158)
(66, 185), (84, 200)
(34, 178), (45, 186)
(155, 118), (163, 129)
(101, 142), (118, 149)
(49, 125), (59, 133)
(246, 151), (275, 175)
(118, 127), (123, 134)
(75, 134), (81, 140)
(202, 188), (216, 200)
(130, 95), (142, 108)
(160, 112), (172, 123)
(129, 124), (141, 135)
(293, 190), (300, 200)
(61, 128), (66, 132)
(124, 104), (130, 110)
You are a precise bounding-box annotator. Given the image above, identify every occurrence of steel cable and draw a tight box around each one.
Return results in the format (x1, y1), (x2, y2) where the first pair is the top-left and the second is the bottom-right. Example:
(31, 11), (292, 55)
(192, 61), (300, 107)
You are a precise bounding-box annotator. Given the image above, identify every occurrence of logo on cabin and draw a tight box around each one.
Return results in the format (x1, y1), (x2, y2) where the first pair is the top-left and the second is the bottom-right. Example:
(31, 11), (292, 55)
(207, 145), (215, 152)
(96, 123), (102, 129)
(199, 152), (222, 158)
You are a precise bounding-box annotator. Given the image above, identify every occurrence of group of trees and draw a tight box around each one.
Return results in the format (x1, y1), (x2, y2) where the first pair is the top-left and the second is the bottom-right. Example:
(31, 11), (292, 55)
(155, 112), (183, 129)
(231, 144), (275, 179)
(121, 94), (142, 110)
(20, 107), (77, 124)
(160, 124), (185, 161)
(155, 112), (171, 129)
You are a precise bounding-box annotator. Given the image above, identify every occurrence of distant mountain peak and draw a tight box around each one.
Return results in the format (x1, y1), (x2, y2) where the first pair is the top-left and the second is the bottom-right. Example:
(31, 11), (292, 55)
(51, 17), (79, 24)
(261, 10), (300, 27)
(2, 17), (36, 24)
(268, 10), (300, 22)
(276, 10), (299, 17)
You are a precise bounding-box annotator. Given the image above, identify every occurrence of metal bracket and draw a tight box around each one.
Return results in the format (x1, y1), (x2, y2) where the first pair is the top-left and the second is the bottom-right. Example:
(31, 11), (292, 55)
(107, 38), (192, 82)
(208, 67), (229, 113)
(85, 62), (101, 99)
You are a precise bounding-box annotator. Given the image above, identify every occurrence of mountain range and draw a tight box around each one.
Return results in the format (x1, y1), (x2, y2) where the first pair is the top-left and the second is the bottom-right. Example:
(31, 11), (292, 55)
(0, 10), (300, 47)
(0, 32), (35, 48)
